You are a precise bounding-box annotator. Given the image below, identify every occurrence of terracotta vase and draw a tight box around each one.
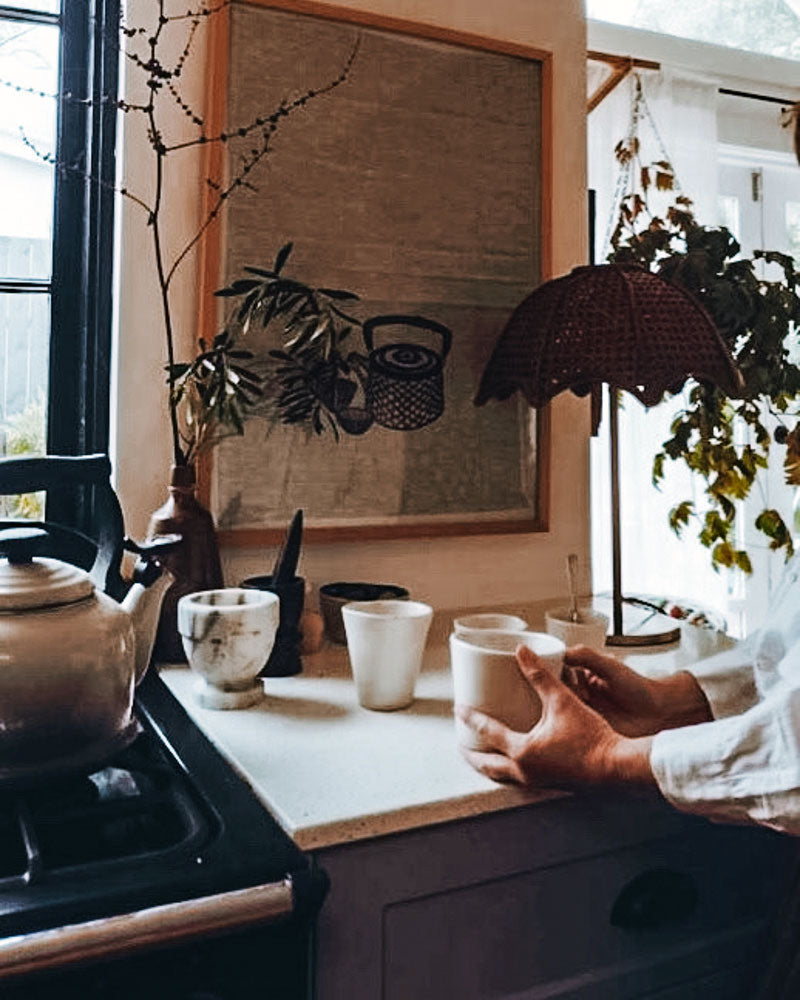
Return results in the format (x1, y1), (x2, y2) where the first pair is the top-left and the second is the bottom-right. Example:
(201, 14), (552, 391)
(147, 464), (224, 663)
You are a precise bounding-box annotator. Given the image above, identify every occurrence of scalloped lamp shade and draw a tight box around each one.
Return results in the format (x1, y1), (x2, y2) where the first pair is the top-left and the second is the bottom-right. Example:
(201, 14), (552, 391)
(474, 263), (743, 647)
(474, 264), (743, 409)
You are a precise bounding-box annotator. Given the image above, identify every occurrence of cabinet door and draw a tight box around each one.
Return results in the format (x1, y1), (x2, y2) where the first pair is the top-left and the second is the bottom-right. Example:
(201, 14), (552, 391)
(315, 796), (792, 1000)
(382, 832), (776, 999)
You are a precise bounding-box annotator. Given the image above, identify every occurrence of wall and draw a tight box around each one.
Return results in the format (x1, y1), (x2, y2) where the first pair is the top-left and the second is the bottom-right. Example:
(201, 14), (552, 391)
(115, 0), (590, 610)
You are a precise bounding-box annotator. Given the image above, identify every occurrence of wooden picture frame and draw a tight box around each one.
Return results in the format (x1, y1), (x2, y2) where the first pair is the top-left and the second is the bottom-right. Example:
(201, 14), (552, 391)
(198, 0), (551, 545)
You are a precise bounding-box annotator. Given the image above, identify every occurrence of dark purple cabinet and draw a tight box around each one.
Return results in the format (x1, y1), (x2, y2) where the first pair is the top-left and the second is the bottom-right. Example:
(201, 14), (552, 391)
(314, 792), (793, 998)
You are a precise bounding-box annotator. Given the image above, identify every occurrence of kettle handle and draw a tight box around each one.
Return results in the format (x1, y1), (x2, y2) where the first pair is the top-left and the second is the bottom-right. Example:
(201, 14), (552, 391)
(0, 454), (126, 600)
(362, 314), (452, 360)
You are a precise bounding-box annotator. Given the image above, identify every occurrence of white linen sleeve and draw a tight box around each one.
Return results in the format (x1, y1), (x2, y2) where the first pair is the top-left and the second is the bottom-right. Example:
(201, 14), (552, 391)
(650, 677), (800, 835)
(685, 641), (759, 719)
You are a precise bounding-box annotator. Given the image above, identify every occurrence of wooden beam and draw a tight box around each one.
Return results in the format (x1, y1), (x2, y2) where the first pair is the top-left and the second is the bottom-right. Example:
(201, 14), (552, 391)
(587, 50), (660, 114)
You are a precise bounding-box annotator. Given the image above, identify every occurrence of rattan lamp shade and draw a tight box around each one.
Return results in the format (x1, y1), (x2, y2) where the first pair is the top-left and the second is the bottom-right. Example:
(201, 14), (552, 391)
(475, 264), (742, 409)
(475, 263), (743, 647)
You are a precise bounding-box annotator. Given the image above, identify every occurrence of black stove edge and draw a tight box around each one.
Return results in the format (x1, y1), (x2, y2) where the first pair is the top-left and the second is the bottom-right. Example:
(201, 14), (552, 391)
(136, 666), (328, 891)
(136, 668), (330, 917)
(0, 669), (329, 942)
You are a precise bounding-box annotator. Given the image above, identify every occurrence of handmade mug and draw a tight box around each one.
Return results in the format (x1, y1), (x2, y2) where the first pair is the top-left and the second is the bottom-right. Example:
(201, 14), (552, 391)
(450, 629), (565, 750)
(342, 598), (433, 710)
(453, 612), (528, 636)
(544, 607), (609, 651)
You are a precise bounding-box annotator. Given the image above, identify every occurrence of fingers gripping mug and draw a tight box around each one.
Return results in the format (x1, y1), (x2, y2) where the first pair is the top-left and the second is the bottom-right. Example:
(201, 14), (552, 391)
(450, 630), (565, 750)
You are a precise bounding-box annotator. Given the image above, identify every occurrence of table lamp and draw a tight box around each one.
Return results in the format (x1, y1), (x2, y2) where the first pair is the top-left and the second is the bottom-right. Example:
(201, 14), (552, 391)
(475, 263), (743, 645)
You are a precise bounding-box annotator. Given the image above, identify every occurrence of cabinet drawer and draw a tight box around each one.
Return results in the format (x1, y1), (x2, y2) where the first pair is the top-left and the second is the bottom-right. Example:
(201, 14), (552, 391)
(383, 825), (786, 999)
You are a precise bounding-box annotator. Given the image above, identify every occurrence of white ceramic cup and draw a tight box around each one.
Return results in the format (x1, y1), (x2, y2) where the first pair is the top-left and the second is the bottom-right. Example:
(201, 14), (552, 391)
(450, 629), (565, 750)
(544, 607), (609, 651)
(453, 612), (528, 635)
(342, 599), (433, 711)
(177, 588), (280, 710)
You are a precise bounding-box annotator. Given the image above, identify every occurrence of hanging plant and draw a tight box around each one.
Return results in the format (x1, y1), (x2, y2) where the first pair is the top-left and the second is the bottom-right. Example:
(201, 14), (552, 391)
(607, 79), (800, 574)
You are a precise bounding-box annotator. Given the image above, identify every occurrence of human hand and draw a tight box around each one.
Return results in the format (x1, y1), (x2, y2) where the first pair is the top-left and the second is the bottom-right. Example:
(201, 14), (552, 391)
(456, 645), (654, 790)
(562, 646), (711, 737)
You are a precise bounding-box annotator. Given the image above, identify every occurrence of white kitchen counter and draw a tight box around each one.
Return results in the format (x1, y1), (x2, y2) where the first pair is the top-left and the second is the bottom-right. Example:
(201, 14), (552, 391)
(157, 599), (734, 850)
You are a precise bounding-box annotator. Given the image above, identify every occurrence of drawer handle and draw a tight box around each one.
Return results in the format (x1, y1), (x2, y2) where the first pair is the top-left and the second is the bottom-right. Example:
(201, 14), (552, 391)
(610, 867), (698, 930)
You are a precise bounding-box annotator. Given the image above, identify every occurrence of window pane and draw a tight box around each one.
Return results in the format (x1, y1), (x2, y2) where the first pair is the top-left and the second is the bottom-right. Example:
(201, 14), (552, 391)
(0, 291), (47, 517)
(787, 202), (800, 266)
(0, 291), (48, 435)
(587, 0), (800, 62)
(0, 18), (58, 279)
(718, 195), (740, 243)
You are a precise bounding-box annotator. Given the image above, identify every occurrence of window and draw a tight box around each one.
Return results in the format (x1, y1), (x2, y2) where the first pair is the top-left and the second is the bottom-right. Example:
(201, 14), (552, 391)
(0, 0), (119, 526)
(588, 28), (800, 635)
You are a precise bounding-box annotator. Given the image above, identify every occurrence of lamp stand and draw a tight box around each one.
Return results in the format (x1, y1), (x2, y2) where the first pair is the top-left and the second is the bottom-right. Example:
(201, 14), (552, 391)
(605, 384), (680, 647)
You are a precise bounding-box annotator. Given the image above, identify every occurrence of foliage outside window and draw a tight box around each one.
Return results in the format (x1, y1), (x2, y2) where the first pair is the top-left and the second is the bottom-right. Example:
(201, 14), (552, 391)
(0, 0), (119, 528)
(587, 0), (800, 62)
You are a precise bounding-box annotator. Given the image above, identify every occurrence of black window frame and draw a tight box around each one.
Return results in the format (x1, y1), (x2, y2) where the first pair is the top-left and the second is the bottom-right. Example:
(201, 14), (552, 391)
(0, 0), (119, 529)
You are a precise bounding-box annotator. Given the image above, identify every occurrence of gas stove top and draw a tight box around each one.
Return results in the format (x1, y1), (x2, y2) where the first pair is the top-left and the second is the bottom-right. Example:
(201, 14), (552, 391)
(0, 724), (210, 893)
(0, 668), (327, 957)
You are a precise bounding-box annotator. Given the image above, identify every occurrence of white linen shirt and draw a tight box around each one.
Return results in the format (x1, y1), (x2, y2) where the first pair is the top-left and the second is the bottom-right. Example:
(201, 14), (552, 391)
(651, 557), (800, 834)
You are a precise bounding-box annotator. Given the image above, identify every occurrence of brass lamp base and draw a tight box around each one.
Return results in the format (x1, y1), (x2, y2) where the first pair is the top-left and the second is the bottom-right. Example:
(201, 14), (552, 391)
(606, 623), (681, 647)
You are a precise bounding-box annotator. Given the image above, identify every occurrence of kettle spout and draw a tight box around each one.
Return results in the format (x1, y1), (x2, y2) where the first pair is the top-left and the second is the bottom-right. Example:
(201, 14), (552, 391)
(122, 568), (174, 684)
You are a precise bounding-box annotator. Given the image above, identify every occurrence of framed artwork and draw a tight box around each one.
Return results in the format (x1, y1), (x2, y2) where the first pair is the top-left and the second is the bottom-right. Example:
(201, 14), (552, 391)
(202, 1), (549, 543)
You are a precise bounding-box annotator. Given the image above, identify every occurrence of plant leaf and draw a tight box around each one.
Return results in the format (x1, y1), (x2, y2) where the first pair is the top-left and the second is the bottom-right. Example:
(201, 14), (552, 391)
(273, 241), (293, 274)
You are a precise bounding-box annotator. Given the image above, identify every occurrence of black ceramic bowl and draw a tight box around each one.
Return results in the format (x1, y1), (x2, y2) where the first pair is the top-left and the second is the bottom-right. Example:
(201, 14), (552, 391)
(319, 581), (410, 644)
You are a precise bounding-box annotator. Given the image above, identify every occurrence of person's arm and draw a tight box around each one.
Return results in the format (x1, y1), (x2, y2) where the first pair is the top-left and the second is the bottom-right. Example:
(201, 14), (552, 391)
(681, 642), (760, 719)
(651, 664), (800, 834)
(459, 644), (800, 835)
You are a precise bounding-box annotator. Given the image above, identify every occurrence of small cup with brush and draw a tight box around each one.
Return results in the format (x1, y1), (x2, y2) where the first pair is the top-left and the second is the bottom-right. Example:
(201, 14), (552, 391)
(544, 553), (609, 650)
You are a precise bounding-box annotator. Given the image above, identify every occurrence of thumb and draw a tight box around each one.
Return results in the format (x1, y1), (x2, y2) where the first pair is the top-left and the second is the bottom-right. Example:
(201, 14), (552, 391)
(515, 645), (563, 699)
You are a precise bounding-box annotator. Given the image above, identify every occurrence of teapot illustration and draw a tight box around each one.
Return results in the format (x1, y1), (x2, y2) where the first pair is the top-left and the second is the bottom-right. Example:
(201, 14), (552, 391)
(335, 314), (452, 435)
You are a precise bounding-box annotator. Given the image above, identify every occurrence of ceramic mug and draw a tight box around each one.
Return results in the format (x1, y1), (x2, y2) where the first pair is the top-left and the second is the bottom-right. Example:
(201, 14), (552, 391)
(177, 588), (280, 710)
(342, 599), (433, 710)
(453, 612), (528, 636)
(450, 629), (565, 750)
(544, 607), (609, 651)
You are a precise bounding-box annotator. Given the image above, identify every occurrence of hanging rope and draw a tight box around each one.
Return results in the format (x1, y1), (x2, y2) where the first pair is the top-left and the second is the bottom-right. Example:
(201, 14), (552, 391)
(601, 73), (682, 261)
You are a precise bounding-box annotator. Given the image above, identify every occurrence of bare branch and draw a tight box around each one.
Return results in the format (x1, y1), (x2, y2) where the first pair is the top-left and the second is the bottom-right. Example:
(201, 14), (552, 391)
(163, 1), (233, 24)
(172, 14), (201, 79)
(19, 126), (153, 216)
(165, 122), (276, 285)
(0, 76), (56, 101)
(165, 34), (361, 155)
(166, 79), (204, 128)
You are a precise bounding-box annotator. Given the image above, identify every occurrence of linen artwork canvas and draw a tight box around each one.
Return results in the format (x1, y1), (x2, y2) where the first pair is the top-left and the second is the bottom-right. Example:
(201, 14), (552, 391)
(213, 4), (543, 538)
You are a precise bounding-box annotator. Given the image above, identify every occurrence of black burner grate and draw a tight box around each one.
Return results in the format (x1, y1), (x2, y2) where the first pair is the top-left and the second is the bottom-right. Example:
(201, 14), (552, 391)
(0, 671), (325, 962)
(0, 724), (212, 891)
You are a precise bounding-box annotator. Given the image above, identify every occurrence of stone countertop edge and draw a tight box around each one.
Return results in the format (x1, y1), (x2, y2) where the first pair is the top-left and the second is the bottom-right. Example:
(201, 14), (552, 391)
(156, 600), (731, 851)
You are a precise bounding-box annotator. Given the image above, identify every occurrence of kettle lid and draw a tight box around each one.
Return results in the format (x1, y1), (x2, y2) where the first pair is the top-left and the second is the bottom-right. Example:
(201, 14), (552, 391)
(0, 527), (94, 611)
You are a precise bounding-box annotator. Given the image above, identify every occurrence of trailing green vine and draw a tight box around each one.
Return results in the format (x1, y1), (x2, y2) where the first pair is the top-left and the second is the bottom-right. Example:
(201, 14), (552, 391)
(608, 137), (800, 573)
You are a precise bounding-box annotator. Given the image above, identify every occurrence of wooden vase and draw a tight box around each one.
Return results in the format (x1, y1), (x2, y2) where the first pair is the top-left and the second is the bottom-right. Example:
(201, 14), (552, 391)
(147, 463), (224, 663)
